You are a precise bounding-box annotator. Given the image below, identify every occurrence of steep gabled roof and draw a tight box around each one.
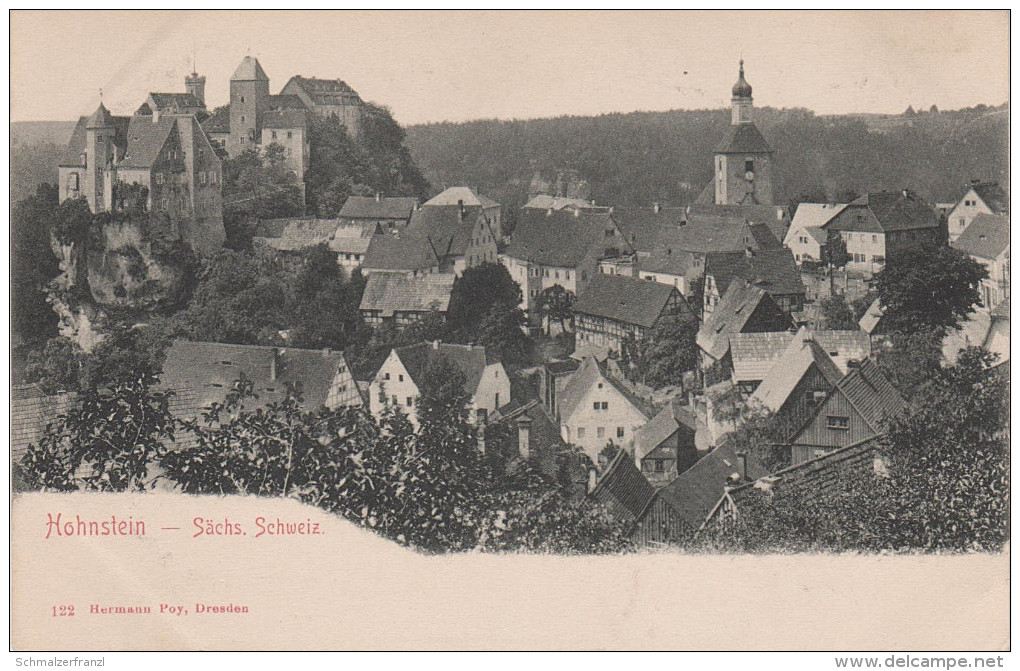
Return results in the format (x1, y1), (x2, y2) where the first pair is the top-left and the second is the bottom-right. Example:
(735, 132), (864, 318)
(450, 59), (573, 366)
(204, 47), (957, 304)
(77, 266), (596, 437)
(715, 122), (772, 154)
(505, 209), (631, 268)
(832, 359), (906, 433)
(158, 340), (353, 413)
(359, 273), (454, 317)
(362, 235), (441, 273)
(267, 94), (307, 110)
(284, 76), (363, 105)
(329, 223), (379, 255)
(573, 273), (679, 329)
(340, 196), (419, 220)
(705, 249), (804, 297)
(557, 357), (655, 424)
(262, 109), (308, 129)
(589, 449), (656, 522)
(952, 213), (1009, 260)
(610, 206), (685, 254)
(688, 203), (789, 245)
(60, 115), (131, 167)
(836, 192), (942, 233)
(730, 329), (871, 382)
(971, 182), (1008, 214)
(788, 203), (847, 232)
(147, 92), (203, 111)
(633, 398), (697, 463)
(120, 115), (177, 169)
(697, 281), (792, 360)
(392, 341), (496, 396)
(749, 334), (844, 412)
(423, 186), (499, 209)
(254, 218), (337, 251)
(231, 56), (269, 81)
(403, 205), (489, 258)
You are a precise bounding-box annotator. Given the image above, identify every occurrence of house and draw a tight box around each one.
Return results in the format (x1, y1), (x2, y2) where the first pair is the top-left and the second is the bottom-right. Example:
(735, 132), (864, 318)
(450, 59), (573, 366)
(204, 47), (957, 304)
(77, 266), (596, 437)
(555, 356), (656, 463)
(610, 204), (680, 260)
(588, 449), (656, 525)
(401, 203), (500, 275)
(784, 203), (846, 264)
(136, 91), (206, 118)
(338, 194), (419, 235)
(703, 248), (805, 316)
(952, 213), (1010, 310)
(359, 273), (455, 327)
(523, 194), (594, 212)
(59, 100), (225, 254)
(946, 180), (1008, 241)
(696, 280), (794, 378)
(252, 217), (337, 251)
(630, 440), (767, 545)
(279, 75), (366, 138)
(361, 235), (442, 277)
(422, 186), (503, 240)
(632, 398), (699, 485)
(728, 328), (871, 393)
(502, 208), (634, 318)
(159, 340), (364, 419)
(788, 358), (905, 465)
(368, 341), (509, 427)
(535, 358), (582, 420)
(822, 190), (944, 275)
(573, 273), (694, 354)
(747, 330), (846, 441)
(859, 298), (894, 347)
(703, 436), (885, 530)
(330, 222), (382, 271)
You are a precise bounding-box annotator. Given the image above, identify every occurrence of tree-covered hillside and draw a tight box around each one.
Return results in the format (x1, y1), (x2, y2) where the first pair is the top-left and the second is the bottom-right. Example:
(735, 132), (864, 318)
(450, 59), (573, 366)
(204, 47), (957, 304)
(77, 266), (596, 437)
(404, 104), (1008, 210)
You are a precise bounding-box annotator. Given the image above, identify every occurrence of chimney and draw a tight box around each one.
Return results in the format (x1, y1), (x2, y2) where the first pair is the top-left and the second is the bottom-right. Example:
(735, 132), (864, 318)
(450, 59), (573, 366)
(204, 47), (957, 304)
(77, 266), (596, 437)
(587, 466), (598, 494)
(516, 414), (533, 460)
(270, 347), (280, 381)
(736, 450), (748, 481)
(590, 198), (596, 206)
(846, 359), (861, 370)
(546, 207), (554, 217)
(653, 202), (661, 214)
(902, 189), (909, 199)
(432, 339), (441, 350)
(375, 192), (382, 202)
(321, 347), (331, 357)
(574, 207), (581, 218)
(477, 424), (486, 456)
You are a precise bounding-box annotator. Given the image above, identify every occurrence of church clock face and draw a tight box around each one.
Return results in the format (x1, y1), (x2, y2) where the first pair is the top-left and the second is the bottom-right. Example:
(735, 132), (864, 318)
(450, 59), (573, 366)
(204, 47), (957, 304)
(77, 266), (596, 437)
(745, 170), (755, 181)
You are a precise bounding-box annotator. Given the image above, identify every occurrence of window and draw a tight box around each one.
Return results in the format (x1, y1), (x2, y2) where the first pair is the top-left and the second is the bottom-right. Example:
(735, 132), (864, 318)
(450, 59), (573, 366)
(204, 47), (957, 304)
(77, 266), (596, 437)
(271, 131), (277, 140)
(391, 395), (398, 406)
(616, 427), (624, 439)
(873, 256), (885, 265)
(597, 427), (605, 438)
(744, 159), (754, 173)
(799, 236), (808, 244)
(826, 415), (850, 430)
(240, 96), (245, 103)
(565, 271), (570, 280)
(494, 392), (500, 407)
(872, 234), (878, 243)
(199, 172), (207, 185)
(600, 401), (608, 410)
(210, 171), (218, 184)
(555, 271), (560, 279)
(287, 131), (293, 140)
(67, 173), (79, 191)
(398, 374), (404, 382)
(384, 372), (391, 380)
(241, 115), (245, 124)
(240, 137), (245, 145)
(654, 460), (664, 473)
(406, 397), (413, 407)
(593, 401), (600, 410)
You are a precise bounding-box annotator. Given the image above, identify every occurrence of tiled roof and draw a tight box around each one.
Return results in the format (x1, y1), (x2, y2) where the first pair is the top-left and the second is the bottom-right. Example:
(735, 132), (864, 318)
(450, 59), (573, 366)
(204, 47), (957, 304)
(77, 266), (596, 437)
(705, 249), (804, 296)
(715, 122), (772, 154)
(329, 223), (378, 255)
(647, 211), (783, 263)
(11, 384), (78, 464)
(158, 340), (354, 415)
(148, 92), (203, 110)
(858, 298), (889, 336)
(653, 440), (768, 528)
(610, 206), (684, 254)
(232, 56), (269, 81)
(730, 329), (871, 382)
(952, 213), (1009, 260)
(991, 298), (1010, 320)
(423, 186), (499, 209)
(642, 247), (696, 277)
(491, 392), (564, 482)
(403, 205), (489, 258)
(339, 196), (418, 220)
(834, 192), (942, 233)
(573, 273), (679, 328)
(633, 398), (697, 463)
(523, 195), (593, 210)
(971, 182), (1008, 214)
(60, 115), (131, 167)
(749, 334), (844, 413)
(697, 281), (791, 360)
(253, 218), (294, 239)
(393, 341), (495, 397)
(120, 116), (177, 169)
(285, 76), (363, 105)
(262, 109), (308, 129)
(505, 209), (631, 267)
(202, 106), (231, 134)
(254, 218), (337, 251)
(267, 94), (307, 110)
(589, 449), (656, 521)
(87, 103), (114, 129)
(359, 273), (454, 317)
(833, 359), (906, 433)
(789, 203), (847, 232)
(362, 235), (441, 273)
(688, 203), (789, 245)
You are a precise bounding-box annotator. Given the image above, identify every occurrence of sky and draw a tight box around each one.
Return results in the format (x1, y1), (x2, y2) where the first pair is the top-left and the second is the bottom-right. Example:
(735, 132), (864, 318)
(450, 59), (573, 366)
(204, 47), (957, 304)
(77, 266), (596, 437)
(10, 10), (1010, 125)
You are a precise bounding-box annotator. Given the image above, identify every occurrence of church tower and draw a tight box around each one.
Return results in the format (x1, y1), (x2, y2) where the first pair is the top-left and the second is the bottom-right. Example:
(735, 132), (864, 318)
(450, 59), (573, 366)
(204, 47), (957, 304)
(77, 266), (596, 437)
(227, 56), (270, 157)
(83, 102), (117, 212)
(714, 60), (774, 205)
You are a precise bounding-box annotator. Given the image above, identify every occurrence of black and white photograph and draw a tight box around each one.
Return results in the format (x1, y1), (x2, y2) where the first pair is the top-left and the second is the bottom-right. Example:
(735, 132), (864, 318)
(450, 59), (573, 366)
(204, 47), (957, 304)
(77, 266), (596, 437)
(8, 9), (1010, 656)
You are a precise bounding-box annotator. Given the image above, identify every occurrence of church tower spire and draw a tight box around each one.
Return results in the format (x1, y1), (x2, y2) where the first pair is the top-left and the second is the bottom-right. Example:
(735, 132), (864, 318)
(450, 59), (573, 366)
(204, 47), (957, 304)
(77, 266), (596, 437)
(714, 60), (773, 205)
(731, 59), (754, 125)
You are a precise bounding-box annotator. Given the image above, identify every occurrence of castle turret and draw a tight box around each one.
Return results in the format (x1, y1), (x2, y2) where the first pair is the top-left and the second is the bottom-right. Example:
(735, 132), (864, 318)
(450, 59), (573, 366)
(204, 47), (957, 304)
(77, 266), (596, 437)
(84, 102), (117, 212)
(185, 69), (206, 107)
(227, 56), (270, 157)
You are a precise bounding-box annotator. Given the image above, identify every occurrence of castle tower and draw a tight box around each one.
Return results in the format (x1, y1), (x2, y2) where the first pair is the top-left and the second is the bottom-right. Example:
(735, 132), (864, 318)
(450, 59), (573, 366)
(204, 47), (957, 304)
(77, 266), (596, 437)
(714, 60), (774, 205)
(83, 102), (117, 212)
(228, 56), (270, 157)
(185, 69), (206, 107)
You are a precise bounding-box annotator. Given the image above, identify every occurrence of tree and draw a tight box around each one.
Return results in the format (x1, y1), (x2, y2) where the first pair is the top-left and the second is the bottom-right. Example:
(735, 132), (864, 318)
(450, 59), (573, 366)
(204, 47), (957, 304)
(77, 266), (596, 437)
(12, 184), (61, 349)
(21, 373), (176, 492)
(25, 326), (164, 394)
(477, 304), (531, 365)
(875, 328), (944, 398)
(630, 315), (699, 390)
(818, 294), (858, 330)
(874, 244), (987, 335)
(446, 263), (524, 339)
(221, 147), (304, 248)
(822, 228), (850, 297)
(536, 284), (575, 334)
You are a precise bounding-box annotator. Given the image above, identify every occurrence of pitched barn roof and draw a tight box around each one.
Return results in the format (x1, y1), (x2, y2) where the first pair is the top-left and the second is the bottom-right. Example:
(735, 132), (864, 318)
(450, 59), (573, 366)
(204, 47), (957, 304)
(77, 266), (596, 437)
(589, 449), (656, 521)
(952, 213), (1009, 260)
(362, 235), (441, 273)
(268, 94), (307, 110)
(833, 359), (906, 433)
(329, 223), (379, 255)
(697, 281), (791, 360)
(254, 218), (337, 251)
(403, 204), (489, 258)
(749, 335), (844, 412)
(688, 203), (789, 244)
(505, 209), (630, 268)
(705, 249), (804, 296)
(788, 203), (847, 233)
(831, 192), (942, 233)
(423, 186), (499, 209)
(647, 212), (782, 262)
(633, 398), (697, 463)
(393, 341), (496, 396)
(158, 340), (353, 414)
(573, 273), (679, 328)
(147, 92), (203, 110)
(971, 181), (1008, 214)
(339, 196), (419, 220)
(202, 106), (231, 134)
(610, 206), (684, 254)
(715, 122), (772, 154)
(730, 328), (871, 382)
(285, 76), (363, 105)
(359, 273), (454, 317)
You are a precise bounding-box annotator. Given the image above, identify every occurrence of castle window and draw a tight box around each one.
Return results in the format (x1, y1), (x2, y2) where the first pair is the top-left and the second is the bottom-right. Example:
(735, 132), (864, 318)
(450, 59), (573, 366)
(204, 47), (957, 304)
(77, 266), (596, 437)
(271, 131), (277, 140)
(241, 115), (245, 123)
(67, 173), (79, 191)
(287, 131), (293, 140)
(745, 159), (754, 173)
(240, 96), (245, 103)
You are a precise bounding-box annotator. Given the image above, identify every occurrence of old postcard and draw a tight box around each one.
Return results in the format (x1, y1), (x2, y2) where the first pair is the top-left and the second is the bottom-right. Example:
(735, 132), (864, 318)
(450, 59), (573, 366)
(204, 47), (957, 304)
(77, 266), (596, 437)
(9, 10), (1010, 654)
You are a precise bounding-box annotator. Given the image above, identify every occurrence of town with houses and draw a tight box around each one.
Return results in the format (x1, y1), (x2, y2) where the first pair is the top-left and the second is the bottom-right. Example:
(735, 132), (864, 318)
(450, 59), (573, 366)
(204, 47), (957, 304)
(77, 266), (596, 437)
(11, 53), (1009, 554)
